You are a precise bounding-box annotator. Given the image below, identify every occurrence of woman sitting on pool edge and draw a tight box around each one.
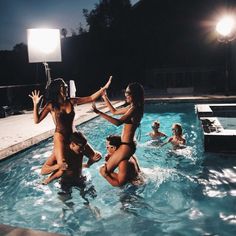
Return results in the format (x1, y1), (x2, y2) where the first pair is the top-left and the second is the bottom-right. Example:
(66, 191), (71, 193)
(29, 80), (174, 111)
(160, 123), (186, 150)
(92, 82), (144, 177)
(29, 76), (112, 182)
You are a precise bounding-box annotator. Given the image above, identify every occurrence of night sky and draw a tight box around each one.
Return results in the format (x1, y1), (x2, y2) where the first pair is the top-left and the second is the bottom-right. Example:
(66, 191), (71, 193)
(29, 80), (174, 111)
(0, 0), (139, 51)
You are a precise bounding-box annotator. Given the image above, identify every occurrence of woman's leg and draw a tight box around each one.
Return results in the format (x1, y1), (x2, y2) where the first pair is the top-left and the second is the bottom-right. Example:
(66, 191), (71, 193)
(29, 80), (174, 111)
(42, 169), (64, 185)
(41, 152), (59, 175)
(100, 160), (129, 187)
(54, 132), (66, 167)
(105, 145), (133, 172)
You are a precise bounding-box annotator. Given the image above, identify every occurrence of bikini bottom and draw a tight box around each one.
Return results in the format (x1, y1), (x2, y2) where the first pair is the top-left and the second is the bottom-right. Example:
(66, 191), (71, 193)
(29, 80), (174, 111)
(120, 141), (136, 155)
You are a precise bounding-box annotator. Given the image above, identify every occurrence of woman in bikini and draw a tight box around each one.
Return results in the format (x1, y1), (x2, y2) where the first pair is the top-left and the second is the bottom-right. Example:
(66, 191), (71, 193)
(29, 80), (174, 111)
(92, 82), (144, 176)
(29, 76), (112, 183)
(161, 123), (186, 150)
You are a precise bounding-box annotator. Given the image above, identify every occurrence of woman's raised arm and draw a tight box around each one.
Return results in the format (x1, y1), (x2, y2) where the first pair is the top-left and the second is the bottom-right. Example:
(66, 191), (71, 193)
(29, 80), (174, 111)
(102, 90), (129, 115)
(92, 102), (135, 126)
(29, 90), (51, 124)
(70, 76), (112, 105)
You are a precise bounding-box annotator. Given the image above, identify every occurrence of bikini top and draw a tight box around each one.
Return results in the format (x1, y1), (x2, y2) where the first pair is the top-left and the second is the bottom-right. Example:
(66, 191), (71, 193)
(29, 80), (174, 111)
(125, 106), (142, 126)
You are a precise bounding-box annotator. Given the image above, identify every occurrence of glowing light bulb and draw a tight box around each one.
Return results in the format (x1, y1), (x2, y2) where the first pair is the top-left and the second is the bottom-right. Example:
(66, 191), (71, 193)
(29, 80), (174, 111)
(216, 16), (235, 37)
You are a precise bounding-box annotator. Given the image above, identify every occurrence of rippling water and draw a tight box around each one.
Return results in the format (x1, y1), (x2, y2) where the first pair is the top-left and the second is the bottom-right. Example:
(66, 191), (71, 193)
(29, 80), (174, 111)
(0, 102), (236, 235)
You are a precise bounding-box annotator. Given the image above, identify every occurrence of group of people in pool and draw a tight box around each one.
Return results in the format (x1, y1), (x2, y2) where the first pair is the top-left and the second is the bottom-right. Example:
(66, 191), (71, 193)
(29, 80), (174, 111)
(29, 76), (144, 190)
(148, 120), (186, 149)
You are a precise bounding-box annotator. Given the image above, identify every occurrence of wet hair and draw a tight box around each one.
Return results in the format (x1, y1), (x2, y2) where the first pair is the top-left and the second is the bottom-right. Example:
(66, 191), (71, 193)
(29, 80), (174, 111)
(173, 123), (183, 136)
(152, 121), (160, 128)
(70, 132), (87, 146)
(45, 78), (67, 109)
(106, 135), (121, 148)
(127, 82), (144, 116)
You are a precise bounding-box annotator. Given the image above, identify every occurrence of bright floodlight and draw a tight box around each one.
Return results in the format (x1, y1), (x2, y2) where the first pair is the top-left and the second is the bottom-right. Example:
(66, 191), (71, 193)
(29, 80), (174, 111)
(27, 28), (61, 63)
(216, 16), (235, 36)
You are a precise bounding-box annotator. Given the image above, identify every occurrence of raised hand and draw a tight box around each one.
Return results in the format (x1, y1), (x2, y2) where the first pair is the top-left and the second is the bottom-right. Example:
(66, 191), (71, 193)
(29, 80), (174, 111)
(103, 76), (112, 90)
(29, 90), (43, 105)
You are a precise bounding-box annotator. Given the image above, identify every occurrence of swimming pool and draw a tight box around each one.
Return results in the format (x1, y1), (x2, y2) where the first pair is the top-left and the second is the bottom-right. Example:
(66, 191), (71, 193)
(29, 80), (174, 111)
(0, 102), (236, 235)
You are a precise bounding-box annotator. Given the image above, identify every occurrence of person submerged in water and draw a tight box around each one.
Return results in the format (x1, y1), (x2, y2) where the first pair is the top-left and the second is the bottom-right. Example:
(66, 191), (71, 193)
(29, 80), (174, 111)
(29, 76), (112, 181)
(161, 123), (186, 150)
(41, 131), (102, 185)
(148, 120), (167, 142)
(100, 134), (142, 187)
(92, 82), (144, 177)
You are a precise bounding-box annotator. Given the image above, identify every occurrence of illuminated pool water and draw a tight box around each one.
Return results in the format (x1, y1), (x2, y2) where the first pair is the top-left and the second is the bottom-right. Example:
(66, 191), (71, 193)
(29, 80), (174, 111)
(0, 102), (236, 235)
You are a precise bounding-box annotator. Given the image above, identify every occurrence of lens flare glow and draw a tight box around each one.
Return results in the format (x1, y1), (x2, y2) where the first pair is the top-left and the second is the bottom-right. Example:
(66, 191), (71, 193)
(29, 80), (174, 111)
(216, 16), (235, 36)
(27, 28), (61, 63)
(28, 29), (58, 53)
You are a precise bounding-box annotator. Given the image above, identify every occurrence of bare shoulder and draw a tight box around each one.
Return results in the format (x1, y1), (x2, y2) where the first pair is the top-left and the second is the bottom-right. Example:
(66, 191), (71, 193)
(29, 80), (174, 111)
(42, 102), (53, 112)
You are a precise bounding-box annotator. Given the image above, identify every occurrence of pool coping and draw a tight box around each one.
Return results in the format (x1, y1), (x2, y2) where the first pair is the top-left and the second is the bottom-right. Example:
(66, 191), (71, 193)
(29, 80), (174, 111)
(196, 103), (236, 152)
(0, 101), (124, 162)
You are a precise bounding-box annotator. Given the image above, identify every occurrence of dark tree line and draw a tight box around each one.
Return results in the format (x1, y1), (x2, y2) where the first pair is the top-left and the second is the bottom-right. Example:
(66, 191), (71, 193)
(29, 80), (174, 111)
(0, 0), (236, 98)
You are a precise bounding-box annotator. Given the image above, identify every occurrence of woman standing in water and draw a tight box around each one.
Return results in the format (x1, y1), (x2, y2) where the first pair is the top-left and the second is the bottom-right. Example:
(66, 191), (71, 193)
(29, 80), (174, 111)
(29, 76), (112, 182)
(161, 123), (186, 150)
(92, 82), (144, 178)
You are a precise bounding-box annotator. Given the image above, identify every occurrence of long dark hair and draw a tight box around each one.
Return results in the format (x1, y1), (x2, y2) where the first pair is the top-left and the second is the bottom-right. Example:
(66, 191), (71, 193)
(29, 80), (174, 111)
(45, 78), (67, 109)
(128, 82), (144, 116)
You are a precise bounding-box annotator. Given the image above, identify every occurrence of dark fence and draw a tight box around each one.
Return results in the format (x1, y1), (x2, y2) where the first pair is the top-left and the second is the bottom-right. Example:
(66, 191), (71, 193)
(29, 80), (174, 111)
(0, 84), (44, 110)
(145, 66), (229, 94)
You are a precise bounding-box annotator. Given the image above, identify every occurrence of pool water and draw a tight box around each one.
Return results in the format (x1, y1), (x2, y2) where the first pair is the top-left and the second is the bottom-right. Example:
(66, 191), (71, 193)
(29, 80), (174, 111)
(217, 117), (236, 130)
(1, 102), (236, 235)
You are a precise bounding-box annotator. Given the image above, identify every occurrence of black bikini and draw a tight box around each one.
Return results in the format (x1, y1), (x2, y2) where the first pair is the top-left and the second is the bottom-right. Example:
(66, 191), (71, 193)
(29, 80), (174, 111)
(120, 141), (136, 155)
(121, 112), (140, 154)
(54, 100), (75, 143)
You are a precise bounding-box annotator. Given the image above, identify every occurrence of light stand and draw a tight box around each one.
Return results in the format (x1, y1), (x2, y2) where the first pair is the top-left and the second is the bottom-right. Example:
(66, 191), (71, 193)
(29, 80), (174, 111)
(27, 28), (62, 88)
(43, 62), (52, 89)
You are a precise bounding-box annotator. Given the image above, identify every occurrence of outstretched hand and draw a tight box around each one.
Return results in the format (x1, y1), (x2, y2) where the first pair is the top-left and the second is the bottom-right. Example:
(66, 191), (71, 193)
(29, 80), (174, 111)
(103, 76), (112, 90)
(29, 90), (43, 105)
(92, 102), (100, 114)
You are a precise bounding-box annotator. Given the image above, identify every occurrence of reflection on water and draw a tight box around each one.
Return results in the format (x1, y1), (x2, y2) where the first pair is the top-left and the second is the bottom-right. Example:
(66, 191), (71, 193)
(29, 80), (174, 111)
(0, 103), (236, 235)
